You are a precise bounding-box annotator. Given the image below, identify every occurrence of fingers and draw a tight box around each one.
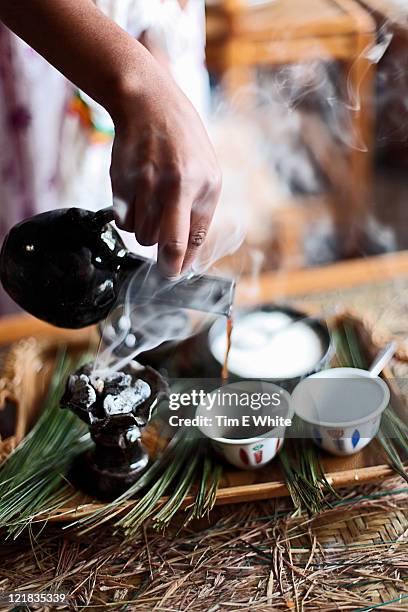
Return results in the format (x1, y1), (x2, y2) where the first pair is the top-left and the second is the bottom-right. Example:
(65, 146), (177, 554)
(181, 209), (210, 273)
(131, 162), (161, 246)
(158, 198), (190, 278)
(110, 138), (135, 231)
(113, 171), (219, 276)
(181, 176), (221, 272)
(157, 180), (221, 277)
(111, 131), (221, 276)
(182, 167), (222, 272)
(137, 212), (160, 247)
(112, 159), (161, 246)
(111, 132), (161, 245)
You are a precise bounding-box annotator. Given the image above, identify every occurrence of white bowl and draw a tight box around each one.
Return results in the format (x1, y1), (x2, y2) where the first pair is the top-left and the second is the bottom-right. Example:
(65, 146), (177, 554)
(208, 305), (332, 389)
(292, 367), (390, 456)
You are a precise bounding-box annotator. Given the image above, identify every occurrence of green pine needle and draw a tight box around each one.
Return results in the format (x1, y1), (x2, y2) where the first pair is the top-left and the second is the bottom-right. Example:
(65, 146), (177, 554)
(75, 431), (222, 535)
(0, 351), (91, 539)
(3, 315), (405, 535)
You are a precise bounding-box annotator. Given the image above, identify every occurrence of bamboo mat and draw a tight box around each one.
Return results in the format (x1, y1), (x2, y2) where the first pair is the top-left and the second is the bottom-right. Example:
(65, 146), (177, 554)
(1, 279), (408, 610)
(0, 479), (407, 610)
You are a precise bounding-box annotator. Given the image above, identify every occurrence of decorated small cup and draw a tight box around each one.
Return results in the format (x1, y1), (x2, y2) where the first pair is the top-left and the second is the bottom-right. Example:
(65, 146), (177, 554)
(292, 367), (390, 456)
(196, 381), (293, 469)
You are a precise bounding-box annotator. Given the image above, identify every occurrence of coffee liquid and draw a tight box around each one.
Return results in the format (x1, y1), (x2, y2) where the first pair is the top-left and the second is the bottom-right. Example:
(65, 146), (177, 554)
(221, 315), (233, 385)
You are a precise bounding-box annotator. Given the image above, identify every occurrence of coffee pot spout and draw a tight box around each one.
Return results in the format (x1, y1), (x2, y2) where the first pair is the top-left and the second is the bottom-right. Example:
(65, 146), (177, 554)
(125, 259), (235, 318)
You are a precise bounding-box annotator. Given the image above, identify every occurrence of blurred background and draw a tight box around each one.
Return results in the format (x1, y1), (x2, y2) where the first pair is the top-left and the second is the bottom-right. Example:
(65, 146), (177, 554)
(204, 0), (408, 273)
(1, 0), (408, 313)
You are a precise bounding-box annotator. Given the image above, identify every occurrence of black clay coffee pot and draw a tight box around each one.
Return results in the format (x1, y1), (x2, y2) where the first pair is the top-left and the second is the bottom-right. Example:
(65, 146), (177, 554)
(0, 207), (235, 328)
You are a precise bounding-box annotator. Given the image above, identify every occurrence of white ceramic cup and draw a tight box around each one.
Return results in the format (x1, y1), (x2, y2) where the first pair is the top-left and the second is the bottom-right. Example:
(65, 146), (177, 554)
(196, 381), (293, 469)
(292, 367), (390, 456)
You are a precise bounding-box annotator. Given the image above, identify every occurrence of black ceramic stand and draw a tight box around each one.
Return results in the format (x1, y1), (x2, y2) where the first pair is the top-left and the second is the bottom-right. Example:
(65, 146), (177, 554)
(61, 362), (168, 500)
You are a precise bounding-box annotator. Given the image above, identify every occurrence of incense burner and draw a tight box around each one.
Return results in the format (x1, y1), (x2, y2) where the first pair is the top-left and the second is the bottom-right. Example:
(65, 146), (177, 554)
(61, 362), (168, 500)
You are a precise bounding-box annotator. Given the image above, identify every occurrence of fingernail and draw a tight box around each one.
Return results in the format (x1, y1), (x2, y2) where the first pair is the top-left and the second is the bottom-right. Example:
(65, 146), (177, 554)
(113, 197), (128, 226)
(158, 258), (179, 281)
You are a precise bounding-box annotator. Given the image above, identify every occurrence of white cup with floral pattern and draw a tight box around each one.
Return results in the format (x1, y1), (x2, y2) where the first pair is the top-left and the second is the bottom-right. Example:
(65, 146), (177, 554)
(292, 367), (390, 456)
(195, 381), (293, 469)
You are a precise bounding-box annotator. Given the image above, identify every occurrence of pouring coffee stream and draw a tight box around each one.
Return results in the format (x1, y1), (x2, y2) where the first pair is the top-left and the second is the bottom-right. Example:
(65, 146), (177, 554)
(0, 206), (235, 329)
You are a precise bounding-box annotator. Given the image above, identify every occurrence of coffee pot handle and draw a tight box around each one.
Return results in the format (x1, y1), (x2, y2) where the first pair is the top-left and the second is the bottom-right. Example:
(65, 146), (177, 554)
(93, 206), (115, 229)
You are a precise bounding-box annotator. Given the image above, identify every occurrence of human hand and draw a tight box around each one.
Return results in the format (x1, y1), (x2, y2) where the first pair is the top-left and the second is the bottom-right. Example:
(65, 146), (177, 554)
(109, 58), (222, 279)
(0, 0), (219, 278)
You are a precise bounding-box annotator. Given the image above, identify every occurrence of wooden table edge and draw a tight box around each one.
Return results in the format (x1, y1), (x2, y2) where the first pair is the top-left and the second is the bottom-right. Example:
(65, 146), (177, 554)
(237, 251), (408, 305)
(38, 463), (395, 523)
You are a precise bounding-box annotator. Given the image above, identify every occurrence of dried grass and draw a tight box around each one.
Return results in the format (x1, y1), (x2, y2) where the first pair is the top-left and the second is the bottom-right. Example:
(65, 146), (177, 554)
(0, 477), (407, 611)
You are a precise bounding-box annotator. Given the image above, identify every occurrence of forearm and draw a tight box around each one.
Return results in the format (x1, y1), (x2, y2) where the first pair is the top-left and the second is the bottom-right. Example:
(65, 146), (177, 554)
(0, 0), (156, 120)
(0, 0), (220, 276)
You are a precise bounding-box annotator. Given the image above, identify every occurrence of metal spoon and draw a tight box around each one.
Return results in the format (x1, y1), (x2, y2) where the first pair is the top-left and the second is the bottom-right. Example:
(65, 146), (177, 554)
(369, 342), (397, 377)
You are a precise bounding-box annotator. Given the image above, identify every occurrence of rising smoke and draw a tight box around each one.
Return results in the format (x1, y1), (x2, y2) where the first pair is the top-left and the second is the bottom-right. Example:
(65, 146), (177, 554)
(95, 14), (406, 373)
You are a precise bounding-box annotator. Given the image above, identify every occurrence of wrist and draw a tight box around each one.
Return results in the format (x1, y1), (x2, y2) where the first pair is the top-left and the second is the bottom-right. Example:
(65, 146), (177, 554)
(101, 42), (161, 128)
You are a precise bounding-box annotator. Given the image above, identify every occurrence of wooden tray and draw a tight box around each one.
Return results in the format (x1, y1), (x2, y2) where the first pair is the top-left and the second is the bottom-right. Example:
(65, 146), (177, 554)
(0, 307), (406, 522)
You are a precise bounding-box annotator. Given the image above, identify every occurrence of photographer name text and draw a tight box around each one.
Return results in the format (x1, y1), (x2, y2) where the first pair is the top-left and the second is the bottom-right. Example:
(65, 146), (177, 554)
(168, 414), (292, 428)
